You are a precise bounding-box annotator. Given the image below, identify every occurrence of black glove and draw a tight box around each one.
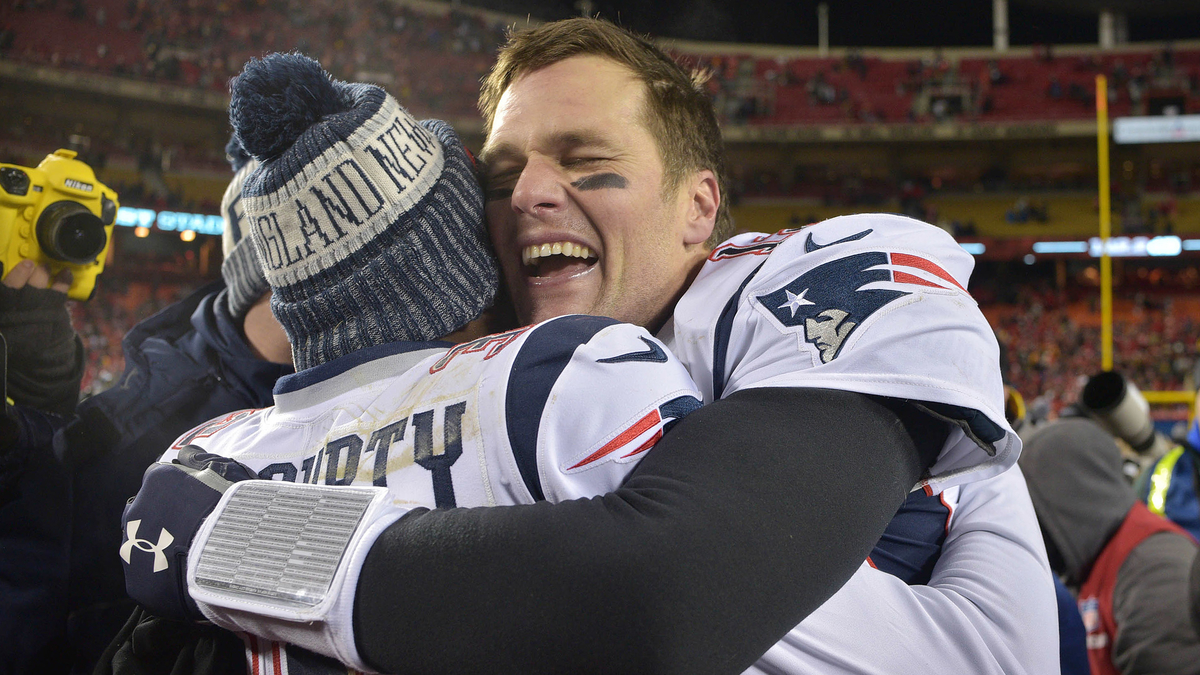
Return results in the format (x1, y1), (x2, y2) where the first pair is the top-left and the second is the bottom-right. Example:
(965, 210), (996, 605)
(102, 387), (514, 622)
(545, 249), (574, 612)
(0, 279), (84, 416)
(121, 446), (257, 622)
(97, 606), (248, 675)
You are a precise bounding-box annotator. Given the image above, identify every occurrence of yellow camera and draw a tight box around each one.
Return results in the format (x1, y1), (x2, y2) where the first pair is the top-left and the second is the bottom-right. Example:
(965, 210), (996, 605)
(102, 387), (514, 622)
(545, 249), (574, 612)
(0, 149), (119, 301)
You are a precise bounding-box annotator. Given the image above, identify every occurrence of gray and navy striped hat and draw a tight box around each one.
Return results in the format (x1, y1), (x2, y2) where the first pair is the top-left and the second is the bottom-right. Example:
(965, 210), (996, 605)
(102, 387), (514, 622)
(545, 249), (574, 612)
(218, 143), (265, 321)
(229, 53), (498, 370)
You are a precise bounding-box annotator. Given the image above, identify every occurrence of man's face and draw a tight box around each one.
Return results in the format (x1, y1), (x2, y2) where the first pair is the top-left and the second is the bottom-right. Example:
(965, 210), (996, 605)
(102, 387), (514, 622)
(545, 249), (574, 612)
(804, 309), (855, 364)
(481, 55), (713, 330)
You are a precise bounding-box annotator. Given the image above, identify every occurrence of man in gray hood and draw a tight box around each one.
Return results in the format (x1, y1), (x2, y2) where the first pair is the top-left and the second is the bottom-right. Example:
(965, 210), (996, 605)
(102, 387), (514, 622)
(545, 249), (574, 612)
(1021, 416), (1200, 675)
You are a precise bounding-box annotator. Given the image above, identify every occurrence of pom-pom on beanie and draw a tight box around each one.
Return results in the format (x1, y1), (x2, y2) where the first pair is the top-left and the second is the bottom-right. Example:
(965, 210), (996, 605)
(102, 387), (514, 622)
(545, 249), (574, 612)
(229, 53), (498, 370)
(219, 137), (267, 321)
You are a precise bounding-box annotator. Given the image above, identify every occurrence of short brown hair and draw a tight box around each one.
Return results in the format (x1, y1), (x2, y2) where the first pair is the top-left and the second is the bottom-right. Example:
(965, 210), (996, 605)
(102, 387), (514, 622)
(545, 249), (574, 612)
(479, 18), (733, 247)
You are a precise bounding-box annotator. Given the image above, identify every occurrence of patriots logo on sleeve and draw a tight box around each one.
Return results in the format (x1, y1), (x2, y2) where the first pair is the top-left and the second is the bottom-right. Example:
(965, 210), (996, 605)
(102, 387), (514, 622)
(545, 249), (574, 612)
(756, 250), (964, 363)
(564, 395), (702, 472)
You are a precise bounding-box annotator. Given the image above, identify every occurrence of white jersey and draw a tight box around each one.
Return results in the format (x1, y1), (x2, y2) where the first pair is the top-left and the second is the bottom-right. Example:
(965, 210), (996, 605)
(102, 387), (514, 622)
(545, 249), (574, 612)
(164, 314), (701, 509)
(659, 215), (1053, 674)
(662, 214), (1019, 494)
(164, 315), (701, 675)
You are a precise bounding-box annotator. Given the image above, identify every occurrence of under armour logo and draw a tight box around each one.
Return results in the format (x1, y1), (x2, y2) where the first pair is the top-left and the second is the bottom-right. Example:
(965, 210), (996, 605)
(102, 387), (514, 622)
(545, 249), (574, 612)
(119, 519), (174, 573)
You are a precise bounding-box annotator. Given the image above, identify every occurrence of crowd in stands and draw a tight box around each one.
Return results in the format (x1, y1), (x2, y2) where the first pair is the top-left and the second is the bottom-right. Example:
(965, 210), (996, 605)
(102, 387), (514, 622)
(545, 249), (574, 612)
(984, 278), (1200, 420)
(3, 0), (1197, 128)
(685, 43), (1200, 126)
(1, 0), (506, 119)
(5, 0), (1200, 221)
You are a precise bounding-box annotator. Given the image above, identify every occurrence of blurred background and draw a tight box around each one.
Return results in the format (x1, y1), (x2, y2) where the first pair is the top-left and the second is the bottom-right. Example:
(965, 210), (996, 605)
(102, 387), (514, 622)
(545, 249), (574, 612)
(2, 0), (1199, 434)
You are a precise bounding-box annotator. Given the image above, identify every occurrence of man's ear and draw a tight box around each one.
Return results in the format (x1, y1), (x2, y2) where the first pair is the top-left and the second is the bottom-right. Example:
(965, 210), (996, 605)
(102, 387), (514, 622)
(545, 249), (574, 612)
(682, 170), (719, 246)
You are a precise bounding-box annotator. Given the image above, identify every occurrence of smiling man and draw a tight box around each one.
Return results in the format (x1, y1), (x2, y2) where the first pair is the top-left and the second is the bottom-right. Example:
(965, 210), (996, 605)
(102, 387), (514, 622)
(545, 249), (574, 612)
(155, 19), (1051, 675)
(481, 53), (718, 333)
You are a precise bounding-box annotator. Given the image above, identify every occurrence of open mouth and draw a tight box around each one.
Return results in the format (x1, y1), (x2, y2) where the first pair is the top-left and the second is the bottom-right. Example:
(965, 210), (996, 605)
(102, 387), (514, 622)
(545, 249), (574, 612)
(521, 241), (598, 278)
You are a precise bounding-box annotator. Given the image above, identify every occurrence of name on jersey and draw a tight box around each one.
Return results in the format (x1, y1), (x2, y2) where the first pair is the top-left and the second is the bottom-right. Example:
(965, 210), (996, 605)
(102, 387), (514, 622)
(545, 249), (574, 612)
(255, 401), (467, 509)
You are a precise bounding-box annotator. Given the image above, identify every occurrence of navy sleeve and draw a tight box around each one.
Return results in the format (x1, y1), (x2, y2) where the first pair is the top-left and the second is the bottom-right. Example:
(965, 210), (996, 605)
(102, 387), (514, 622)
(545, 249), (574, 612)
(354, 388), (941, 675)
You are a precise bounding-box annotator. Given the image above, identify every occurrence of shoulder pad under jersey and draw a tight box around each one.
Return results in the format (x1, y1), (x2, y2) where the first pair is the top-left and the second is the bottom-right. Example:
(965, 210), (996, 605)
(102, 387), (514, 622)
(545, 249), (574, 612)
(667, 214), (1018, 494)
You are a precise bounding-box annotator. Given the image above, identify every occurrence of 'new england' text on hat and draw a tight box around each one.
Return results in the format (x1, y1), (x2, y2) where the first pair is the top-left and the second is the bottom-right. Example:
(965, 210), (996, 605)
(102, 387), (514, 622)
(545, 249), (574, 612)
(246, 96), (443, 287)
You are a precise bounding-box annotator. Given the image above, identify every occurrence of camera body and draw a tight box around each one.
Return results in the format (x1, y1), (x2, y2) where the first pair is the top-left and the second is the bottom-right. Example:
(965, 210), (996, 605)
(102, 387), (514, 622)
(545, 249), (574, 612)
(0, 149), (119, 300)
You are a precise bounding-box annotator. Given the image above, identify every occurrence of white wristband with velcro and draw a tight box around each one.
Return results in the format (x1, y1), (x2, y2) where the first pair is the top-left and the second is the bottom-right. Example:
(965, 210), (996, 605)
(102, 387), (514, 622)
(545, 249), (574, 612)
(187, 481), (410, 673)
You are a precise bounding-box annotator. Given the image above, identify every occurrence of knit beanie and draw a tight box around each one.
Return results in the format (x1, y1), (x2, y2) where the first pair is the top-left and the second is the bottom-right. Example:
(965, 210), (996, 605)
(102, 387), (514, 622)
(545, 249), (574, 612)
(219, 138), (268, 321)
(229, 53), (498, 370)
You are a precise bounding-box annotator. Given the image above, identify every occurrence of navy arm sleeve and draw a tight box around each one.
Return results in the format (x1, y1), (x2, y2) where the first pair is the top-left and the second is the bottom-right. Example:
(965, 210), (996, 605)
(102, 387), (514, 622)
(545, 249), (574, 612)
(354, 387), (944, 675)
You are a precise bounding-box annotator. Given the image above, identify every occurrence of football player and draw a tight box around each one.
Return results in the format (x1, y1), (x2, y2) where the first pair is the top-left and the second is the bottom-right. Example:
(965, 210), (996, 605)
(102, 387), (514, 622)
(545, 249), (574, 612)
(127, 21), (1056, 674)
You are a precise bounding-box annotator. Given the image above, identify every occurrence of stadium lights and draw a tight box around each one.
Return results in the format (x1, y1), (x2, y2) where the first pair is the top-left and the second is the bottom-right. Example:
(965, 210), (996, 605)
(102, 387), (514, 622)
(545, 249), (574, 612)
(1032, 241), (1089, 254)
(134, 226), (150, 238)
(180, 230), (197, 242)
(1113, 115), (1200, 144)
(1088, 235), (1182, 258)
(958, 243), (985, 255)
(1030, 238), (1188, 257)
(115, 207), (223, 236)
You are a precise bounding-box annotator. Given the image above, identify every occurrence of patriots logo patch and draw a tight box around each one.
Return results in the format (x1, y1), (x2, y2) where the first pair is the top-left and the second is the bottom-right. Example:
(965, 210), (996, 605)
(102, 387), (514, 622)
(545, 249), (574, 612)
(756, 251), (964, 364)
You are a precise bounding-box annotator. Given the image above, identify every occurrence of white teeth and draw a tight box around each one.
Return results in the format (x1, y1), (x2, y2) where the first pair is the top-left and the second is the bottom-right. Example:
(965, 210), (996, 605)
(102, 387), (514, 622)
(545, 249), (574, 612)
(522, 241), (597, 266)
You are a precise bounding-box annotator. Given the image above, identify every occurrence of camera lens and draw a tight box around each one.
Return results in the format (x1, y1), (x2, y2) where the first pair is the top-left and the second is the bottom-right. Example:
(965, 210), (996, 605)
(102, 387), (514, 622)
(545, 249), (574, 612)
(36, 201), (109, 264)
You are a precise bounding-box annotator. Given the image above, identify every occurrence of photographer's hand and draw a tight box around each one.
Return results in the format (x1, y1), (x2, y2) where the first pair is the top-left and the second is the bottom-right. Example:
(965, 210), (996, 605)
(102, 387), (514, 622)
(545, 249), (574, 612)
(0, 260), (84, 416)
(3, 260), (74, 294)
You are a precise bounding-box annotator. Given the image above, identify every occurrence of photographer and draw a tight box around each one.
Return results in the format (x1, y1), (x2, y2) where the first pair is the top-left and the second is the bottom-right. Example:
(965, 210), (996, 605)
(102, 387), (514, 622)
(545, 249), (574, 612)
(0, 259), (82, 675)
(1021, 417), (1200, 674)
(0, 141), (294, 675)
(0, 261), (83, 416)
(0, 259), (82, 491)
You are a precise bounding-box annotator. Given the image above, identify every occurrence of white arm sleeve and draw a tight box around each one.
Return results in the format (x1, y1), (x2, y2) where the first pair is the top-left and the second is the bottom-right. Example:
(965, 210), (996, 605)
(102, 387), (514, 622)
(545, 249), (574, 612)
(748, 465), (1058, 675)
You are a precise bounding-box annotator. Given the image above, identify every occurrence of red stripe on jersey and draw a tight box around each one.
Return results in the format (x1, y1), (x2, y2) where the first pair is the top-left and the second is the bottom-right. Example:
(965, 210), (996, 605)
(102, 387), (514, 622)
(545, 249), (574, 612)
(939, 491), (954, 536)
(892, 270), (950, 290)
(890, 252), (965, 291)
(569, 409), (661, 470)
(271, 641), (283, 675)
(922, 484), (934, 497)
(246, 635), (261, 675)
(865, 556), (877, 569)
(622, 429), (663, 458)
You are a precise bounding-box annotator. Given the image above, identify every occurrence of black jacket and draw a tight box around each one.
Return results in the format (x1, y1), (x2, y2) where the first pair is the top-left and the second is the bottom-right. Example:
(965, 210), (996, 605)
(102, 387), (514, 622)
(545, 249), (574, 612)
(0, 281), (291, 675)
